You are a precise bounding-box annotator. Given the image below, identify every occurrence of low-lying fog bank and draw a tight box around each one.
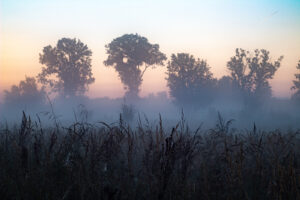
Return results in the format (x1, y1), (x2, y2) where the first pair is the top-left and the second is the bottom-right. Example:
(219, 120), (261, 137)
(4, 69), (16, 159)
(1, 93), (300, 131)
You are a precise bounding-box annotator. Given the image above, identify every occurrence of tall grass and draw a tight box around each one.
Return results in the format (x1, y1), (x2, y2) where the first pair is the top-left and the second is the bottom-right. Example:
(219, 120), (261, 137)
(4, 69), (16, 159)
(0, 112), (299, 199)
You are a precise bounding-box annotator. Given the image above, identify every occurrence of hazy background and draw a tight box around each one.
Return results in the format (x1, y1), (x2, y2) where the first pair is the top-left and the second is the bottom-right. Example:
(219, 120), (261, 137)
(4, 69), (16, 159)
(1, 0), (300, 102)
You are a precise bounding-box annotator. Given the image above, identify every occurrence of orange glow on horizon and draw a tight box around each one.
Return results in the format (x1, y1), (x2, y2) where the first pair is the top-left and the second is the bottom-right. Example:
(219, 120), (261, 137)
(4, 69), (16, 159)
(1, 0), (300, 101)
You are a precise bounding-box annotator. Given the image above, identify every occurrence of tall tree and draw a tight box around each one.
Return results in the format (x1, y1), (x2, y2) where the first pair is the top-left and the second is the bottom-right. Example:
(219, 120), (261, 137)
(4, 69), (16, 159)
(249, 49), (283, 99)
(166, 53), (216, 107)
(227, 48), (253, 94)
(291, 60), (300, 100)
(104, 33), (166, 99)
(38, 38), (94, 97)
(227, 48), (283, 102)
(4, 76), (46, 106)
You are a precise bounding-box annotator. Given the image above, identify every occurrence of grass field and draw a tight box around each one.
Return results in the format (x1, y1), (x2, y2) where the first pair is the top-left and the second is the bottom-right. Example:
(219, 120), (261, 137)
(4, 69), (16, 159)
(0, 112), (299, 200)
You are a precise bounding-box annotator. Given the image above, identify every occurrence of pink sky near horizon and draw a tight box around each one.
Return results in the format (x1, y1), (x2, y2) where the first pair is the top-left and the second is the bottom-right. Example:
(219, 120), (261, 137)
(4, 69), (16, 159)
(0, 33), (299, 101)
(1, 0), (300, 102)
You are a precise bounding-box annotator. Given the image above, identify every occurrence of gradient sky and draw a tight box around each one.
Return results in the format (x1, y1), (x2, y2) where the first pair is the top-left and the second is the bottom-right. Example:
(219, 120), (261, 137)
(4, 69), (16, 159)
(1, 0), (300, 101)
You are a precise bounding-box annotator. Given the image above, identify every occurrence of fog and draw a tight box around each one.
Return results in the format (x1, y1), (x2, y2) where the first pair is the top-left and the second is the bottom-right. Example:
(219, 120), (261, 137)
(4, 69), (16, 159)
(1, 37), (300, 131)
(1, 90), (300, 132)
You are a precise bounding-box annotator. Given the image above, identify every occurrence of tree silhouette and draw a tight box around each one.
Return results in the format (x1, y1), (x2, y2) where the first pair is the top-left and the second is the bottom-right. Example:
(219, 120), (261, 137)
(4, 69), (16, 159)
(38, 38), (94, 97)
(4, 76), (46, 107)
(216, 76), (235, 97)
(249, 49), (283, 99)
(166, 53), (216, 107)
(104, 33), (166, 99)
(227, 49), (253, 94)
(227, 48), (283, 103)
(291, 60), (300, 100)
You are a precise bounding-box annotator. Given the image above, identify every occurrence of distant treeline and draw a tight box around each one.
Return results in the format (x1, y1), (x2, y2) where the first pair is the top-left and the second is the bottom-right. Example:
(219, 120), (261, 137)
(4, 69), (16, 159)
(3, 34), (300, 109)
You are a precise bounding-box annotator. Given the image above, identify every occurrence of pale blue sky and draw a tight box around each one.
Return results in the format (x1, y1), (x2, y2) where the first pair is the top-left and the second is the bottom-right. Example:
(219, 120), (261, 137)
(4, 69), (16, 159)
(1, 0), (300, 99)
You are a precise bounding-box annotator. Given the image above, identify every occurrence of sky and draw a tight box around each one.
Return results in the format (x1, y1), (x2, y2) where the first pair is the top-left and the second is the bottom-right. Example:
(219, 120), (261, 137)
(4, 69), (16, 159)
(1, 0), (300, 101)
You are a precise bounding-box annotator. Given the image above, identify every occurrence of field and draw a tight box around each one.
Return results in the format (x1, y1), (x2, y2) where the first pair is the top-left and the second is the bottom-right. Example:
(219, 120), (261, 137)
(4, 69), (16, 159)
(0, 112), (299, 200)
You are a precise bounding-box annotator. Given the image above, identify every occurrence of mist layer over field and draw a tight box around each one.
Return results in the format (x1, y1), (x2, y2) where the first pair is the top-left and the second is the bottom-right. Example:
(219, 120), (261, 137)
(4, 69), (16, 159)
(1, 90), (300, 132)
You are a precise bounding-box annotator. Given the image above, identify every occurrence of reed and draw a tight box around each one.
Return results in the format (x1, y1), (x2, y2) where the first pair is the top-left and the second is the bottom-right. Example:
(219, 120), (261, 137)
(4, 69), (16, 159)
(0, 112), (299, 199)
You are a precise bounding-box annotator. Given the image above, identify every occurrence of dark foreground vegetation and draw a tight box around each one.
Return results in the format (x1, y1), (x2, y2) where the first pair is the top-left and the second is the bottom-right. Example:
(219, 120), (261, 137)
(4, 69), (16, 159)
(0, 112), (299, 200)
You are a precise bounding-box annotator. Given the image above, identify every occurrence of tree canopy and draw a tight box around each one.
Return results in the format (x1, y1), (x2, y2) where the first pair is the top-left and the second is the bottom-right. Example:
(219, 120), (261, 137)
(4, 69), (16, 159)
(291, 60), (300, 100)
(227, 48), (283, 103)
(4, 76), (46, 107)
(104, 33), (166, 99)
(38, 38), (94, 97)
(166, 53), (216, 107)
